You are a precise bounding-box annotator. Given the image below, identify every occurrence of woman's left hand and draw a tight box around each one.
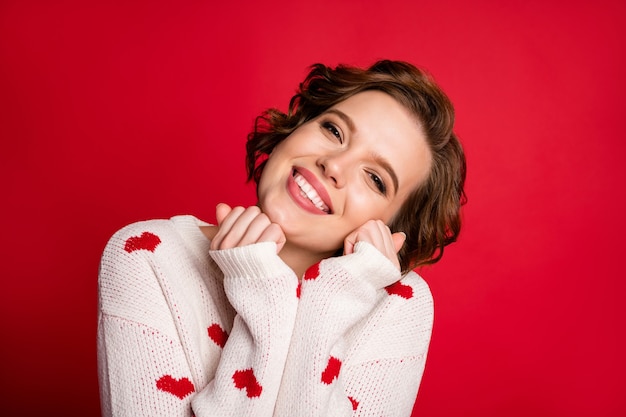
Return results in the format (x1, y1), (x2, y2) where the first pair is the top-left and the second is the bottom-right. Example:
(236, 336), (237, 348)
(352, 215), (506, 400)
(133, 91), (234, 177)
(343, 220), (406, 270)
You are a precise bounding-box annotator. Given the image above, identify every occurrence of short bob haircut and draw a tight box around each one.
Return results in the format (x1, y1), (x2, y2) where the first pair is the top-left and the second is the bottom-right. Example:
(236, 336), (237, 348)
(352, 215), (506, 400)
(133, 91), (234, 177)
(246, 60), (466, 274)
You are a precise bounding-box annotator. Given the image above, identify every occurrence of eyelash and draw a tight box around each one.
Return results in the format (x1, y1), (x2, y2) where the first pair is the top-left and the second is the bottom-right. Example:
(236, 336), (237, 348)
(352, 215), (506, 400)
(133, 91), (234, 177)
(322, 121), (343, 143)
(368, 171), (387, 195)
(321, 119), (387, 196)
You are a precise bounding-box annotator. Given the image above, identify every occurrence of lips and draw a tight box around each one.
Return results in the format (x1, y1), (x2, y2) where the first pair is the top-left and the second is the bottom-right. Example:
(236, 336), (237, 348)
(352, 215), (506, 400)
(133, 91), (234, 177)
(288, 167), (333, 215)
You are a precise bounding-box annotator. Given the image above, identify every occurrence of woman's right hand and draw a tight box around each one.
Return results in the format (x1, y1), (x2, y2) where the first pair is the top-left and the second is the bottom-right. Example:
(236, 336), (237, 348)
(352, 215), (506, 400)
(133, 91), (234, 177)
(210, 203), (286, 253)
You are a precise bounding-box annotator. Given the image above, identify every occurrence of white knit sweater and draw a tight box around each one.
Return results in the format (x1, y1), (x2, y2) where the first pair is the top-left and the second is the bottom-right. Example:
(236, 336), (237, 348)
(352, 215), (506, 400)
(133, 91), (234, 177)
(97, 215), (433, 416)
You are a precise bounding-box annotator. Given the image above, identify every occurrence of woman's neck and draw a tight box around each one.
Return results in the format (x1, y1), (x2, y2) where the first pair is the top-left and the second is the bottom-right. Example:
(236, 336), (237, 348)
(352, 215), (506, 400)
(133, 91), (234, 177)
(277, 242), (333, 280)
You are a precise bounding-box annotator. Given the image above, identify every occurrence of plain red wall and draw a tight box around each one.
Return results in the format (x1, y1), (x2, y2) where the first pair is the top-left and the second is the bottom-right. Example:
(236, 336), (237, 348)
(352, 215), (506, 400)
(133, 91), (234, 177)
(1, 0), (625, 415)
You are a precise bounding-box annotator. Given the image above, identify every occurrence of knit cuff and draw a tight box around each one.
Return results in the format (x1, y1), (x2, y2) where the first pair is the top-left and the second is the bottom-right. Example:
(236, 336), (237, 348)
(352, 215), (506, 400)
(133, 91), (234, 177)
(337, 241), (402, 289)
(209, 242), (296, 282)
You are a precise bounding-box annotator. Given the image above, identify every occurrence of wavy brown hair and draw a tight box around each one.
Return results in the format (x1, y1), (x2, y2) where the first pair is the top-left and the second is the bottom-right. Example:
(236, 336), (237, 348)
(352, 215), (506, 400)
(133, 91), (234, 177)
(246, 60), (466, 274)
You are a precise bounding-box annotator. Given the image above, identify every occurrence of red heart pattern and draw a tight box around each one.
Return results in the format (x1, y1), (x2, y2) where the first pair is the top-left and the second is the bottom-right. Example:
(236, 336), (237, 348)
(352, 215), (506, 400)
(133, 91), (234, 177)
(303, 262), (320, 280)
(124, 232), (161, 253)
(296, 283), (302, 298)
(131, 229), (413, 411)
(207, 323), (228, 348)
(232, 369), (263, 398)
(348, 396), (359, 410)
(321, 356), (342, 384)
(156, 375), (195, 399)
(385, 281), (413, 299)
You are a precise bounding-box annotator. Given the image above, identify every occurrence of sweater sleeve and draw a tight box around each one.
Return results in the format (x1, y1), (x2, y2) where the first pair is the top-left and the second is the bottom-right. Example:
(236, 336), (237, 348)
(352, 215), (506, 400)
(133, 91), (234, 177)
(97, 221), (299, 417)
(274, 241), (434, 416)
(191, 243), (299, 416)
(98, 221), (200, 417)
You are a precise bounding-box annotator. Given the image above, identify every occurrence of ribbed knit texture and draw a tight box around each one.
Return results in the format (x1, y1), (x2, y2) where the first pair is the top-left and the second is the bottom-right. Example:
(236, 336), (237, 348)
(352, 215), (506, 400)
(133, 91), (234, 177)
(97, 215), (433, 416)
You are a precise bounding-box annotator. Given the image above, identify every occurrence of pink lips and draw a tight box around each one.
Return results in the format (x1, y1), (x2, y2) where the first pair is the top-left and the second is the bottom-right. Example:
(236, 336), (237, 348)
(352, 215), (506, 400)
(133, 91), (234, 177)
(287, 167), (333, 215)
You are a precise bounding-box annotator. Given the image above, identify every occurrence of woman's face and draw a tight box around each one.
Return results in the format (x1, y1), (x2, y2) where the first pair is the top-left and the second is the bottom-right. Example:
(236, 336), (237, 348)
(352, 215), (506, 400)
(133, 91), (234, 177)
(257, 90), (432, 258)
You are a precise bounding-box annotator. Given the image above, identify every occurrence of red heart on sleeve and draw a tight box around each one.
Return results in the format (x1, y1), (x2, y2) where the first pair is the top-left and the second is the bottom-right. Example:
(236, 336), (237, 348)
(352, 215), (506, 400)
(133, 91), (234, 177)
(156, 375), (195, 399)
(232, 369), (263, 398)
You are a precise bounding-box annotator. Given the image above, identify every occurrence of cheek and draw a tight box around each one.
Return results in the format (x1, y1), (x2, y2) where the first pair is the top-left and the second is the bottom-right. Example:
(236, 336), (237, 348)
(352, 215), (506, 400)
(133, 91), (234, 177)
(257, 153), (285, 191)
(346, 192), (394, 224)
(364, 193), (409, 226)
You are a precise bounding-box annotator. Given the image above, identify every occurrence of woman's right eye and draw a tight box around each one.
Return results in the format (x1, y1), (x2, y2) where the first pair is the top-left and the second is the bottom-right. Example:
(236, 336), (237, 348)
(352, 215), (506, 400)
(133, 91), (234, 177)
(322, 121), (343, 143)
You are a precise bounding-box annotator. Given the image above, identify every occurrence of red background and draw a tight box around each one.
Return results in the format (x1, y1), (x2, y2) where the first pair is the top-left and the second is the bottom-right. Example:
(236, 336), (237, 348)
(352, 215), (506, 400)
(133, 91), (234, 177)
(1, 1), (625, 415)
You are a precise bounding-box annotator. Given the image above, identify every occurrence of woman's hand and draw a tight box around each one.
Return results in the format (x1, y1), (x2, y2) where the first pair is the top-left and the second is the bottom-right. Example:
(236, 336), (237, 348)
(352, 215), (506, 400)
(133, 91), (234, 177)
(343, 220), (406, 270)
(210, 203), (286, 253)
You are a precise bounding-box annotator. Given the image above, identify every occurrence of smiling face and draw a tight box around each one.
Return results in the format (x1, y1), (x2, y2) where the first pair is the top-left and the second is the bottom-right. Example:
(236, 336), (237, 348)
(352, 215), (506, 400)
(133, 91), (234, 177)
(257, 90), (433, 258)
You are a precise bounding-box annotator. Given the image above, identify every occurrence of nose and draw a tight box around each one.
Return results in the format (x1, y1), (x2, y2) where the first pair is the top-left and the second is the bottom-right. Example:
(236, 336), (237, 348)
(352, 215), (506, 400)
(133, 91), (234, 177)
(317, 151), (349, 188)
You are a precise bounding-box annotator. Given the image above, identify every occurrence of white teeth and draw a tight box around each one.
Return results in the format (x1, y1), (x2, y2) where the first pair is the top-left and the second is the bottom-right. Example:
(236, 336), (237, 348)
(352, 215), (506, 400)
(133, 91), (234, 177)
(293, 172), (330, 213)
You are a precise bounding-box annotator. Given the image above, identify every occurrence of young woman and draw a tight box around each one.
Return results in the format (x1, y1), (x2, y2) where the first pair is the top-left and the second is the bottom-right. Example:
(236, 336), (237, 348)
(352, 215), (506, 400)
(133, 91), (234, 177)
(97, 60), (466, 416)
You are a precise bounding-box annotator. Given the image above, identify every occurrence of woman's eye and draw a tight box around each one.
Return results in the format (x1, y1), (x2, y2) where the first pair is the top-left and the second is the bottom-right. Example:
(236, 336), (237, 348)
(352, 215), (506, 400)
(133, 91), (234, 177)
(368, 172), (387, 195)
(322, 121), (342, 143)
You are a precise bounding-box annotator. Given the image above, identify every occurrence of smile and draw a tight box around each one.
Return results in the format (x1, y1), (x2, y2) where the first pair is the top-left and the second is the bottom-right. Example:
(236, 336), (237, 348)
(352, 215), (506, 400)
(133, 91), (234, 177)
(287, 168), (333, 215)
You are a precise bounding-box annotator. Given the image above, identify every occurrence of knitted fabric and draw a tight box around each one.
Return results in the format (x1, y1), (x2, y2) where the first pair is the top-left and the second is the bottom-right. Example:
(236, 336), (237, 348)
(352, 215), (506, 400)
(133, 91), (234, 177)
(97, 215), (433, 416)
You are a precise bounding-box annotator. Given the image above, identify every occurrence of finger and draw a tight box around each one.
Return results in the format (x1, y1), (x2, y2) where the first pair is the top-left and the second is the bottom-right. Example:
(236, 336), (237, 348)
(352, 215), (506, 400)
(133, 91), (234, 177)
(258, 223), (286, 253)
(345, 220), (402, 269)
(237, 212), (273, 247)
(375, 220), (393, 251)
(391, 232), (406, 254)
(215, 203), (232, 225)
(211, 206), (246, 250)
(344, 220), (382, 255)
(217, 206), (262, 249)
(360, 220), (387, 249)
(216, 205), (243, 231)
(343, 229), (358, 255)
(376, 221), (403, 261)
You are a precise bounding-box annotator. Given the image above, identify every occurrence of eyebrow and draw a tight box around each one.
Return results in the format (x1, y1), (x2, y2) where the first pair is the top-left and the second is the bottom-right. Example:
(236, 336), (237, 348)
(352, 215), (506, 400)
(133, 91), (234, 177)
(371, 152), (399, 195)
(325, 108), (399, 195)
(325, 109), (356, 133)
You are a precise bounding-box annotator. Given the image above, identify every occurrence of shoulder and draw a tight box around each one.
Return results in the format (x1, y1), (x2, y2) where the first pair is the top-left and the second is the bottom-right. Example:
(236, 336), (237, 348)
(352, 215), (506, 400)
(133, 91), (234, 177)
(385, 271), (434, 330)
(102, 215), (207, 259)
(104, 217), (178, 250)
(99, 217), (182, 283)
(98, 216), (215, 320)
(399, 271), (433, 308)
(346, 271), (434, 363)
(380, 271), (434, 350)
(99, 215), (213, 286)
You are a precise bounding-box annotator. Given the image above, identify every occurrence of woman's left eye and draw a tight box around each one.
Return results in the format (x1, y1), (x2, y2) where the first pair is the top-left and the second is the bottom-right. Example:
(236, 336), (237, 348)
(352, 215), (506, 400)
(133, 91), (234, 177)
(368, 172), (387, 195)
(322, 121), (343, 143)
